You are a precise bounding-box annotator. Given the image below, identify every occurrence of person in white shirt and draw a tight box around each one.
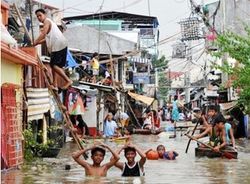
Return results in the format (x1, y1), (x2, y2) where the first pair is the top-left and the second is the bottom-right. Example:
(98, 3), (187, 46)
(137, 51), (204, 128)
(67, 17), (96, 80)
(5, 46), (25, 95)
(34, 9), (72, 90)
(142, 113), (152, 129)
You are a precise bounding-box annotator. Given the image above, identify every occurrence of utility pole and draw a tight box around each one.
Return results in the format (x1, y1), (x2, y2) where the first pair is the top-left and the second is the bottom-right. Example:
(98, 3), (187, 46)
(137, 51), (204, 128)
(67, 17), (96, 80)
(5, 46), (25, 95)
(98, 13), (101, 54)
(185, 72), (191, 104)
(147, 0), (151, 16)
(185, 42), (192, 104)
(221, 0), (229, 101)
(98, 0), (104, 54)
(168, 68), (171, 102)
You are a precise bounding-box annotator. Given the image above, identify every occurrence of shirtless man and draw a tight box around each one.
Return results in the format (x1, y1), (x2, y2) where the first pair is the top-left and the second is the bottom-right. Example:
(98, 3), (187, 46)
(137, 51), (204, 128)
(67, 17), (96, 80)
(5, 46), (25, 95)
(34, 9), (72, 90)
(194, 114), (227, 152)
(72, 143), (119, 177)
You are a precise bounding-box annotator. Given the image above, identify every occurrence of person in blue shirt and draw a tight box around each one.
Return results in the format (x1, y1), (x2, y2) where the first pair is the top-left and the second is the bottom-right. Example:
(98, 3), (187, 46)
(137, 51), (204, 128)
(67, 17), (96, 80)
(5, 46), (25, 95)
(171, 95), (180, 123)
(156, 145), (179, 160)
(225, 116), (236, 149)
(103, 113), (119, 137)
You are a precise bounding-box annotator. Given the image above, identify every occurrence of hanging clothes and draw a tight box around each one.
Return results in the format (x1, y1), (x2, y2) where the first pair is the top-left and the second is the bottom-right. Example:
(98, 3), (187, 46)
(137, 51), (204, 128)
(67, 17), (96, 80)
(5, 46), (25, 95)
(65, 87), (85, 115)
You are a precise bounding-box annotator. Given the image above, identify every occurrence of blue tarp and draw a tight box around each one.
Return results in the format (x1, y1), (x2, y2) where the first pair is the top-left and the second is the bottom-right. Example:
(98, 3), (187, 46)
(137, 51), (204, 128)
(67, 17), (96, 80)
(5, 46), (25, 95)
(66, 49), (78, 68)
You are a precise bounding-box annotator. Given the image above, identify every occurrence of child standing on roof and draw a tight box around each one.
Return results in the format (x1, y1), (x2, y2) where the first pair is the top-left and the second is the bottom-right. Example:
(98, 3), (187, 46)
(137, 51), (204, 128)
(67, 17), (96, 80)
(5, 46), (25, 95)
(90, 52), (99, 83)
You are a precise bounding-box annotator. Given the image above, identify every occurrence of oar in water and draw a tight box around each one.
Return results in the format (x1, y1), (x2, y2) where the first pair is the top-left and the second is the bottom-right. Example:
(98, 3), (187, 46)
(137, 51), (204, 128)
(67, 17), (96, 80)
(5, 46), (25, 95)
(184, 133), (237, 159)
(185, 120), (199, 153)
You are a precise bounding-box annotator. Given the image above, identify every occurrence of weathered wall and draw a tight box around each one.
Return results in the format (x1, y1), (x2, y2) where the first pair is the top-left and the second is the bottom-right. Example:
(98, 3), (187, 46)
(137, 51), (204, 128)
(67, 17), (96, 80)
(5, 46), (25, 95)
(209, 0), (250, 34)
(63, 25), (136, 55)
(1, 59), (22, 85)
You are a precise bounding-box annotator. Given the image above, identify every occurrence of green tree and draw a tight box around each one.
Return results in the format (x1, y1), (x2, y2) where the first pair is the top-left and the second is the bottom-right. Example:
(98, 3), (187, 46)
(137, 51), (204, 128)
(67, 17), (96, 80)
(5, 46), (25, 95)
(158, 72), (170, 101)
(152, 55), (169, 100)
(152, 55), (168, 68)
(214, 26), (250, 112)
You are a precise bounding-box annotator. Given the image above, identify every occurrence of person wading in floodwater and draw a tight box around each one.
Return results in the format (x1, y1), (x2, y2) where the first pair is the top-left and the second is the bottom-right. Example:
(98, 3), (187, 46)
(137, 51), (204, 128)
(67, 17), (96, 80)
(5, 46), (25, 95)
(171, 95), (180, 137)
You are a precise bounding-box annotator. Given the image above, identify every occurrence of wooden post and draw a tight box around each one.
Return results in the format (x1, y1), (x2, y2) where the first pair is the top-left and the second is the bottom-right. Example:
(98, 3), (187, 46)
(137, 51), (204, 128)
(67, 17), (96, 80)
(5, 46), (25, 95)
(13, 3), (32, 44)
(96, 91), (102, 136)
(42, 115), (47, 144)
(106, 41), (116, 88)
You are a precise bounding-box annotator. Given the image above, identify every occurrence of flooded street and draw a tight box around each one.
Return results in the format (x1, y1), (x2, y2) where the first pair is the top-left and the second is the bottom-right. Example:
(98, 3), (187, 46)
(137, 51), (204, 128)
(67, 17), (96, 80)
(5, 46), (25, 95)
(2, 0), (250, 183)
(2, 122), (250, 184)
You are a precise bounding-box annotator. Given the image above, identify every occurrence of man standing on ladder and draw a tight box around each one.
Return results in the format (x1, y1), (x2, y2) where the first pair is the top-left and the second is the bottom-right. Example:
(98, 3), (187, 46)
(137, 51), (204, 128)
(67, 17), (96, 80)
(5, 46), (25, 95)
(34, 9), (72, 91)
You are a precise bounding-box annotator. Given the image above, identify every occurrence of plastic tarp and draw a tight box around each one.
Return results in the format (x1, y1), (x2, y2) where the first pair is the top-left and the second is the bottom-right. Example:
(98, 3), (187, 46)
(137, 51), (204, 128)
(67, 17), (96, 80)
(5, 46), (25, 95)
(128, 91), (154, 106)
(220, 101), (237, 111)
(66, 49), (78, 68)
(1, 23), (17, 46)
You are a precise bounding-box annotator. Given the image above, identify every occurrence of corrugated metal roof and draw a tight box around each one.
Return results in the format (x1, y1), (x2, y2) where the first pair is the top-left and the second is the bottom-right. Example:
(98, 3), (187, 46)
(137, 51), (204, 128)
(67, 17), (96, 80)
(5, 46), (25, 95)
(63, 11), (159, 26)
(27, 88), (50, 121)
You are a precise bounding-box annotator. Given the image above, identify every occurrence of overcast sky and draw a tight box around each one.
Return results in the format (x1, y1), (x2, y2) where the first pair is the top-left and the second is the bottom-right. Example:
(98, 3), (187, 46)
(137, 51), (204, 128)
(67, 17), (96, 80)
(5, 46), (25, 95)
(38, 0), (190, 54)
(38, 0), (215, 75)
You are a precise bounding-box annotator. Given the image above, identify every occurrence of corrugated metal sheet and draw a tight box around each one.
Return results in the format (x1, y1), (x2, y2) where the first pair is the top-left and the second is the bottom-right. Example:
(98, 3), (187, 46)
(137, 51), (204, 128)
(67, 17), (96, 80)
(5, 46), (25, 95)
(26, 88), (50, 121)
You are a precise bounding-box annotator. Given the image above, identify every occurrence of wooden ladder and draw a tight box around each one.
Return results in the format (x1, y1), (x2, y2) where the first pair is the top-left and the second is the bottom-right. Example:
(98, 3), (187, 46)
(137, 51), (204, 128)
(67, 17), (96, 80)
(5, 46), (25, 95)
(13, 3), (88, 159)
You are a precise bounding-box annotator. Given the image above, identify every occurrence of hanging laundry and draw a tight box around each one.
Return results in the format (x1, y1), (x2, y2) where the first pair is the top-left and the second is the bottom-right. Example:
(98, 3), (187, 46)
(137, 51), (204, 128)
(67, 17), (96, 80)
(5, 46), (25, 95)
(65, 87), (85, 115)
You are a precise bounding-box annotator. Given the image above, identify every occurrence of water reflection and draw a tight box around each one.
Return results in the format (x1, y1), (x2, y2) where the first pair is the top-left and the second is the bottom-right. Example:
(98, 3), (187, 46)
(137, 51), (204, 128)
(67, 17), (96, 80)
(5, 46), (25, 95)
(1, 131), (250, 184)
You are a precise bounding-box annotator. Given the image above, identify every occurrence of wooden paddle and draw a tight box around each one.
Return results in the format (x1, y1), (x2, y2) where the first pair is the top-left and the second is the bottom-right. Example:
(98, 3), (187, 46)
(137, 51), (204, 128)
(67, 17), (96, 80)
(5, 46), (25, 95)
(185, 114), (200, 153)
(184, 133), (237, 159)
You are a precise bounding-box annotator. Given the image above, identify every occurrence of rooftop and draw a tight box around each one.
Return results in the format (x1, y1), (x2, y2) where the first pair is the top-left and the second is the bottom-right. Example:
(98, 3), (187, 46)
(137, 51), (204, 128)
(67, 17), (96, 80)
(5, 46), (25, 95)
(63, 11), (159, 26)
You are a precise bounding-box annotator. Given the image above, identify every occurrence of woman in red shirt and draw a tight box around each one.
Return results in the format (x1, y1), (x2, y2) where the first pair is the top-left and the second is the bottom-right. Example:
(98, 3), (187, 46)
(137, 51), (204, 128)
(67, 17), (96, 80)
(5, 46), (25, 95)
(151, 110), (161, 128)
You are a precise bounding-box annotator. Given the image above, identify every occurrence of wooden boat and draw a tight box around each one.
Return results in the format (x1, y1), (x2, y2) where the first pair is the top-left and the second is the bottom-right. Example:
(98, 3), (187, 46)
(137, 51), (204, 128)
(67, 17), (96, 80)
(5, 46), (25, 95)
(195, 146), (238, 159)
(82, 136), (129, 144)
(133, 128), (163, 135)
(110, 136), (130, 143)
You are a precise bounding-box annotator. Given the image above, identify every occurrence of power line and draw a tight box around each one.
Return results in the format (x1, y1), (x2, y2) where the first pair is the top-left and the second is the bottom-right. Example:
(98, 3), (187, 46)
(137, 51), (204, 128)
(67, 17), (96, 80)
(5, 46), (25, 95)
(52, 0), (93, 14)
(112, 0), (144, 11)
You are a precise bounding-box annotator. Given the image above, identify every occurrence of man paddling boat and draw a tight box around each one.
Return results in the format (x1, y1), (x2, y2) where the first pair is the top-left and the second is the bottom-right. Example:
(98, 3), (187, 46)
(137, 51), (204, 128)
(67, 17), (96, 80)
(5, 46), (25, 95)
(194, 114), (227, 152)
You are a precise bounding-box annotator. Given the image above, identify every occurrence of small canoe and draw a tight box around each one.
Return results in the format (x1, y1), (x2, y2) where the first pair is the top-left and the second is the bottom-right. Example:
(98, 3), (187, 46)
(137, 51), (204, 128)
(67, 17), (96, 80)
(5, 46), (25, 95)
(110, 136), (130, 143)
(133, 129), (163, 135)
(195, 146), (238, 159)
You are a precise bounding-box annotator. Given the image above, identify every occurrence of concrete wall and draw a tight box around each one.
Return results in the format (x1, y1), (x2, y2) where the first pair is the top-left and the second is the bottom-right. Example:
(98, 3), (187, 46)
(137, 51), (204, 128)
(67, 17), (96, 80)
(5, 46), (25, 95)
(208, 0), (250, 34)
(106, 30), (139, 43)
(63, 25), (136, 55)
(1, 59), (22, 85)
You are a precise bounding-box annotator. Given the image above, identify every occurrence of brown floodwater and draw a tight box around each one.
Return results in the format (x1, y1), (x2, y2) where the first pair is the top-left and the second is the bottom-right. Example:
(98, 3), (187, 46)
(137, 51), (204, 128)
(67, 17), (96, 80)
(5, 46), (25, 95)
(2, 124), (250, 184)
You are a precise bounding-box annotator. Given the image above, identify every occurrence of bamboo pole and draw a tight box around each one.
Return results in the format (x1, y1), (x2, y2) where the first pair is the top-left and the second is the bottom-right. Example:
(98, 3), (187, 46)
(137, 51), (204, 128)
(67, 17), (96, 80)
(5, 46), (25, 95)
(125, 97), (141, 128)
(106, 41), (116, 88)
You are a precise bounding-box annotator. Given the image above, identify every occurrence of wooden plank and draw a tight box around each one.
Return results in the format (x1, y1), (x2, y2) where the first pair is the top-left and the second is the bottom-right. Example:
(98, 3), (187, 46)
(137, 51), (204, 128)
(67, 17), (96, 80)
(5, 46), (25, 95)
(42, 115), (47, 144)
